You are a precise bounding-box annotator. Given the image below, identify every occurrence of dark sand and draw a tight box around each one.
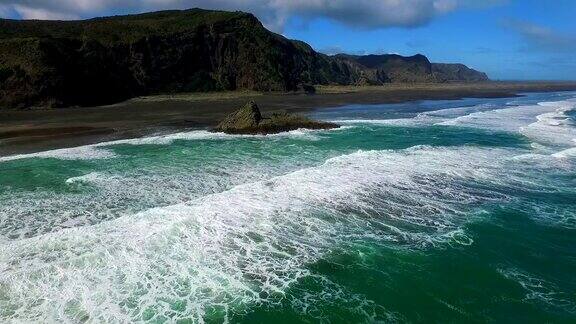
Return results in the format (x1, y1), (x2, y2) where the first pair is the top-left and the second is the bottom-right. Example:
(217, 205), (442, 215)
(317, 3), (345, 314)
(1, 81), (576, 156)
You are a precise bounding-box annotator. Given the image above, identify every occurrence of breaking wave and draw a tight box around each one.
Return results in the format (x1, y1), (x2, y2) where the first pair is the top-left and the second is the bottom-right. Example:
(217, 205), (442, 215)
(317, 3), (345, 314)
(0, 144), (558, 322)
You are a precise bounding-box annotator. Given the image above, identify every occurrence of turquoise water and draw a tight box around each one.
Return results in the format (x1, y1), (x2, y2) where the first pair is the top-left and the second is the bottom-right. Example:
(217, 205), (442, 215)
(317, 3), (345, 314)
(0, 92), (575, 323)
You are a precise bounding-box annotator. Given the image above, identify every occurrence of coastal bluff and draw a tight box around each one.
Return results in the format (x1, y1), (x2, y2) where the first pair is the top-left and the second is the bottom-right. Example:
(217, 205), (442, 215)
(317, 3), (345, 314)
(214, 101), (339, 135)
(0, 8), (488, 109)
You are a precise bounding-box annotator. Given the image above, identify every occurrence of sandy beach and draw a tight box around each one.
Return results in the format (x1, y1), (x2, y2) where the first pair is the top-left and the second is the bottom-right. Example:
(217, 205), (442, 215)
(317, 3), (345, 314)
(1, 81), (576, 156)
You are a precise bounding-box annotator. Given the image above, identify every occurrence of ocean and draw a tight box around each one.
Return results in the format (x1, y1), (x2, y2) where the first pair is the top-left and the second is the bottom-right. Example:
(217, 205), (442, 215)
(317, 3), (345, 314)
(0, 91), (575, 323)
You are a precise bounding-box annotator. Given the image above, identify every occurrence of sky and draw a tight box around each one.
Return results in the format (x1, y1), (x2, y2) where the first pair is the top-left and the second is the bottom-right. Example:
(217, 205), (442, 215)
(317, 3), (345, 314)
(0, 0), (574, 80)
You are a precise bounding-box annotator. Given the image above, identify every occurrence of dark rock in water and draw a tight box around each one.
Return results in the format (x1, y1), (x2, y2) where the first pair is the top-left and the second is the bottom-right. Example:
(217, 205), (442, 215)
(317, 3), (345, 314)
(214, 101), (339, 135)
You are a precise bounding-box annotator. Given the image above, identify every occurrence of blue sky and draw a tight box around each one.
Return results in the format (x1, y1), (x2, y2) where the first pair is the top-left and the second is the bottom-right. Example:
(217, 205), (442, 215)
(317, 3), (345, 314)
(283, 0), (576, 80)
(1, 0), (574, 80)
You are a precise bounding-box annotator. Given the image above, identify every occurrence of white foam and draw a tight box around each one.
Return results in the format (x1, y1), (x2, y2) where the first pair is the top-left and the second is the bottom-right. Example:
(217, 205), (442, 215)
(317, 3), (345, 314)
(0, 153), (297, 240)
(437, 99), (576, 154)
(332, 99), (576, 144)
(104, 130), (240, 146)
(2, 96), (575, 321)
(520, 100), (576, 148)
(0, 145), (116, 162)
(498, 268), (576, 313)
(0, 145), (539, 322)
(438, 104), (546, 132)
(0, 128), (346, 162)
(65, 172), (109, 184)
(1, 141), (574, 322)
(332, 119), (422, 126)
(552, 147), (576, 159)
(333, 103), (504, 127)
(420, 103), (501, 119)
(105, 128), (350, 146)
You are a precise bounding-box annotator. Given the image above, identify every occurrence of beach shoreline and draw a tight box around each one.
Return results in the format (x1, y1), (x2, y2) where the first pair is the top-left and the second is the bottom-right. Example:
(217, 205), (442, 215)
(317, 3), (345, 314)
(1, 81), (576, 156)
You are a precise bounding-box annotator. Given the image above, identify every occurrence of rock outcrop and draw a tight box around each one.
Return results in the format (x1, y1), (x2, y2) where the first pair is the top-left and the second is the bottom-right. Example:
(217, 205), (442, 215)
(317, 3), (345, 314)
(214, 101), (339, 134)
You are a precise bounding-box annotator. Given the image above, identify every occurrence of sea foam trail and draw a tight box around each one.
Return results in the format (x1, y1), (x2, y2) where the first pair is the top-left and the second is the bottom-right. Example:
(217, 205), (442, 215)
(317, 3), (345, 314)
(0, 131), (237, 162)
(418, 102), (502, 119)
(440, 99), (576, 148)
(0, 128), (346, 162)
(332, 103), (506, 127)
(0, 145), (117, 162)
(439, 103), (555, 132)
(0, 145), (568, 322)
(521, 100), (576, 149)
(498, 268), (576, 314)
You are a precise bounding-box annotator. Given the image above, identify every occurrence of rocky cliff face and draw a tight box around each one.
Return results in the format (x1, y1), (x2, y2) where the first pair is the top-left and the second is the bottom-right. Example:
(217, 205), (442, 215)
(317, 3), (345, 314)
(0, 9), (356, 108)
(334, 54), (488, 84)
(0, 9), (488, 109)
(431, 63), (489, 82)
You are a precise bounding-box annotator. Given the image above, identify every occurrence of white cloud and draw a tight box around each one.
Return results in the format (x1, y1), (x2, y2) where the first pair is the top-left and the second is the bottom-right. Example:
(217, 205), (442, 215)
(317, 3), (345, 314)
(503, 19), (576, 53)
(13, 5), (79, 20)
(271, 0), (457, 28)
(0, 0), (503, 31)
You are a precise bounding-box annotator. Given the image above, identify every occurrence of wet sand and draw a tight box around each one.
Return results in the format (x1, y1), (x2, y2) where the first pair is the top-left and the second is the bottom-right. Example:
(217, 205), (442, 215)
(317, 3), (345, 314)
(1, 81), (576, 156)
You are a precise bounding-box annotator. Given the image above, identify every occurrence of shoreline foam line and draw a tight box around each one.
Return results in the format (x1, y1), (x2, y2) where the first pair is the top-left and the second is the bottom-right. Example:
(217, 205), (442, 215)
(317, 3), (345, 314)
(0, 127), (350, 162)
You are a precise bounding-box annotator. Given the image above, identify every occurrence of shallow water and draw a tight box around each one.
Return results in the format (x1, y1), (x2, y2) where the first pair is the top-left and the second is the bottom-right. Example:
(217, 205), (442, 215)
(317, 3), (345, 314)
(0, 92), (575, 323)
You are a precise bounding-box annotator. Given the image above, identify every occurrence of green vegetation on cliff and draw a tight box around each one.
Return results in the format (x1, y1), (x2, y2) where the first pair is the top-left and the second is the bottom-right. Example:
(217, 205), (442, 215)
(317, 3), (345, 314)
(0, 8), (488, 109)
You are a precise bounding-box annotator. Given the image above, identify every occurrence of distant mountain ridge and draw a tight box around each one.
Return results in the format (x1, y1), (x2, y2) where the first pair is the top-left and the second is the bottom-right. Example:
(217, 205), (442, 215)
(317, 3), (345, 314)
(334, 54), (488, 84)
(0, 8), (488, 109)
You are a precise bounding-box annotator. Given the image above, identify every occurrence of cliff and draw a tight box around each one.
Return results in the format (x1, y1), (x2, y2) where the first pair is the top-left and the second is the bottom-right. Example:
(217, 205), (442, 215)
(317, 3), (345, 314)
(334, 54), (488, 84)
(0, 9), (488, 109)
